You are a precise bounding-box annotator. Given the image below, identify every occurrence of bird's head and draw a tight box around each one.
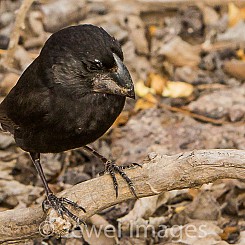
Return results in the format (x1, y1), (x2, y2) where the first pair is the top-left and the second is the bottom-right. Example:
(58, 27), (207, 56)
(91, 52), (135, 99)
(40, 24), (135, 99)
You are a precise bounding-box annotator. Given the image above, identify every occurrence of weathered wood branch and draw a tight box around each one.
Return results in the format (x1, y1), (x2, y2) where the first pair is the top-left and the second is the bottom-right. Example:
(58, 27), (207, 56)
(0, 149), (245, 243)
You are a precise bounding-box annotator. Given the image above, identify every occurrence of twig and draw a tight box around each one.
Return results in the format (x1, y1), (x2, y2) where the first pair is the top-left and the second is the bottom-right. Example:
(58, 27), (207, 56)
(0, 149), (245, 243)
(158, 103), (245, 126)
(0, 0), (34, 69)
(142, 96), (244, 126)
(157, 102), (227, 125)
(201, 41), (245, 53)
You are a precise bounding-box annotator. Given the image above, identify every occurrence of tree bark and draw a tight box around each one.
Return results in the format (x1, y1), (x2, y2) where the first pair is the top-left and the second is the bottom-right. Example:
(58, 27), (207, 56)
(0, 149), (245, 243)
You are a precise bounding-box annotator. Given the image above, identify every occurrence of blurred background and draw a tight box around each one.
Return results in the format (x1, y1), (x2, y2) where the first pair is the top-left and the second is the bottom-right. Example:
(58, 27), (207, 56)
(0, 0), (245, 244)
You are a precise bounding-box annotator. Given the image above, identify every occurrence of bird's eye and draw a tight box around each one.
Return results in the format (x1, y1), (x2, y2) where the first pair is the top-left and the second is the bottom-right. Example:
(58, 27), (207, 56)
(94, 59), (103, 69)
(87, 59), (103, 71)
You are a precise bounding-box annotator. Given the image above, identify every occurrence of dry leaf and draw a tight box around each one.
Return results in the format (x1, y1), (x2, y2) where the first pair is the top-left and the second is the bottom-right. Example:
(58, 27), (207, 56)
(134, 93), (157, 112)
(89, 214), (111, 229)
(188, 188), (200, 198)
(112, 111), (129, 128)
(147, 73), (167, 95)
(219, 226), (239, 241)
(223, 60), (245, 80)
(163, 221), (224, 245)
(124, 15), (149, 54)
(159, 36), (200, 67)
(185, 190), (221, 221)
(175, 206), (186, 213)
(217, 20), (245, 43)
(82, 225), (116, 245)
(118, 193), (171, 232)
(162, 81), (194, 98)
(228, 3), (245, 27)
(118, 191), (188, 232)
(0, 49), (7, 55)
(201, 5), (219, 26)
(236, 49), (245, 61)
(0, 73), (19, 95)
(0, 179), (43, 207)
(135, 80), (154, 97)
(149, 25), (157, 37)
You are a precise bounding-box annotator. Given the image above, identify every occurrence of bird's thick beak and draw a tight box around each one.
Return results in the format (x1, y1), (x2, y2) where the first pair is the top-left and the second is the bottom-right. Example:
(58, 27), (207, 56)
(92, 53), (135, 99)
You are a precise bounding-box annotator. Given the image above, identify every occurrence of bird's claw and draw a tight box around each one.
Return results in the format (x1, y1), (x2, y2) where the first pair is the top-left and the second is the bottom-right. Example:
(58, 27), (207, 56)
(42, 193), (86, 225)
(99, 161), (141, 199)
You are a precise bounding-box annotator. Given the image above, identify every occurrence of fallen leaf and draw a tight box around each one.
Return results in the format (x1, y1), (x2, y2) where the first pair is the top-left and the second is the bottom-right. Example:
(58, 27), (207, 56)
(185, 190), (221, 221)
(118, 193), (173, 232)
(0, 73), (19, 95)
(159, 36), (201, 67)
(82, 225), (116, 245)
(134, 93), (157, 112)
(219, 226), (239, 241)
(223, 59), (245, 80)
(147, 72), (167, 95)
(124, 15), (149, 54)
(188, 188), (200, 198)
(163, 221), (224, 245)
(135, 80), (154, 97)
(175, 206), (186, 213)
(112, 111), (129, 128)
(162, 81), (194, 98)
(236, 49), (245, 61)
(217, 20), (245, 43)
(228, 3), (245, 27)
(201, 5), (219, 26)
(149, 25), (157, 37)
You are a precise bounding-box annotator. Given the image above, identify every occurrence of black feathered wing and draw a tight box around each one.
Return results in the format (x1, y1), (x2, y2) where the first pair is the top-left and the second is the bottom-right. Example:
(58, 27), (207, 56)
(0, 59), (51, 136)
(0, 106), (18, 134)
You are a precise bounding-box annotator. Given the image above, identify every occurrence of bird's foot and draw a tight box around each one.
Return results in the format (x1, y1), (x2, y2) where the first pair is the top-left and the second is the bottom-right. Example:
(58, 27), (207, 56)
(100, 161), (142, 198)
(42, 193), (86, 225)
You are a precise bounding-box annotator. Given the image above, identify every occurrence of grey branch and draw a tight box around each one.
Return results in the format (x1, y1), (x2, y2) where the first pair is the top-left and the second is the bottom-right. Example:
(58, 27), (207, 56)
(0, 149), (245, 243)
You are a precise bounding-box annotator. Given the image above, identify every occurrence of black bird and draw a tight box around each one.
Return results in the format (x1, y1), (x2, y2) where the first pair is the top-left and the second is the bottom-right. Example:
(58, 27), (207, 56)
(0, 24), (137, 223)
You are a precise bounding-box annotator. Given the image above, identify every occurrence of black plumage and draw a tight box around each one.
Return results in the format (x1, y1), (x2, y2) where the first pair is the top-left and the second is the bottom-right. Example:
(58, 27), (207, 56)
(0, 24), (136, 223)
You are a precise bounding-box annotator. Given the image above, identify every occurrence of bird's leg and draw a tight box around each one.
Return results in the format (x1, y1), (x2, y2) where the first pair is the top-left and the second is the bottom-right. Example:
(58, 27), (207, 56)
(83, 146), (141, 198)
(30, 152), (86, 224)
